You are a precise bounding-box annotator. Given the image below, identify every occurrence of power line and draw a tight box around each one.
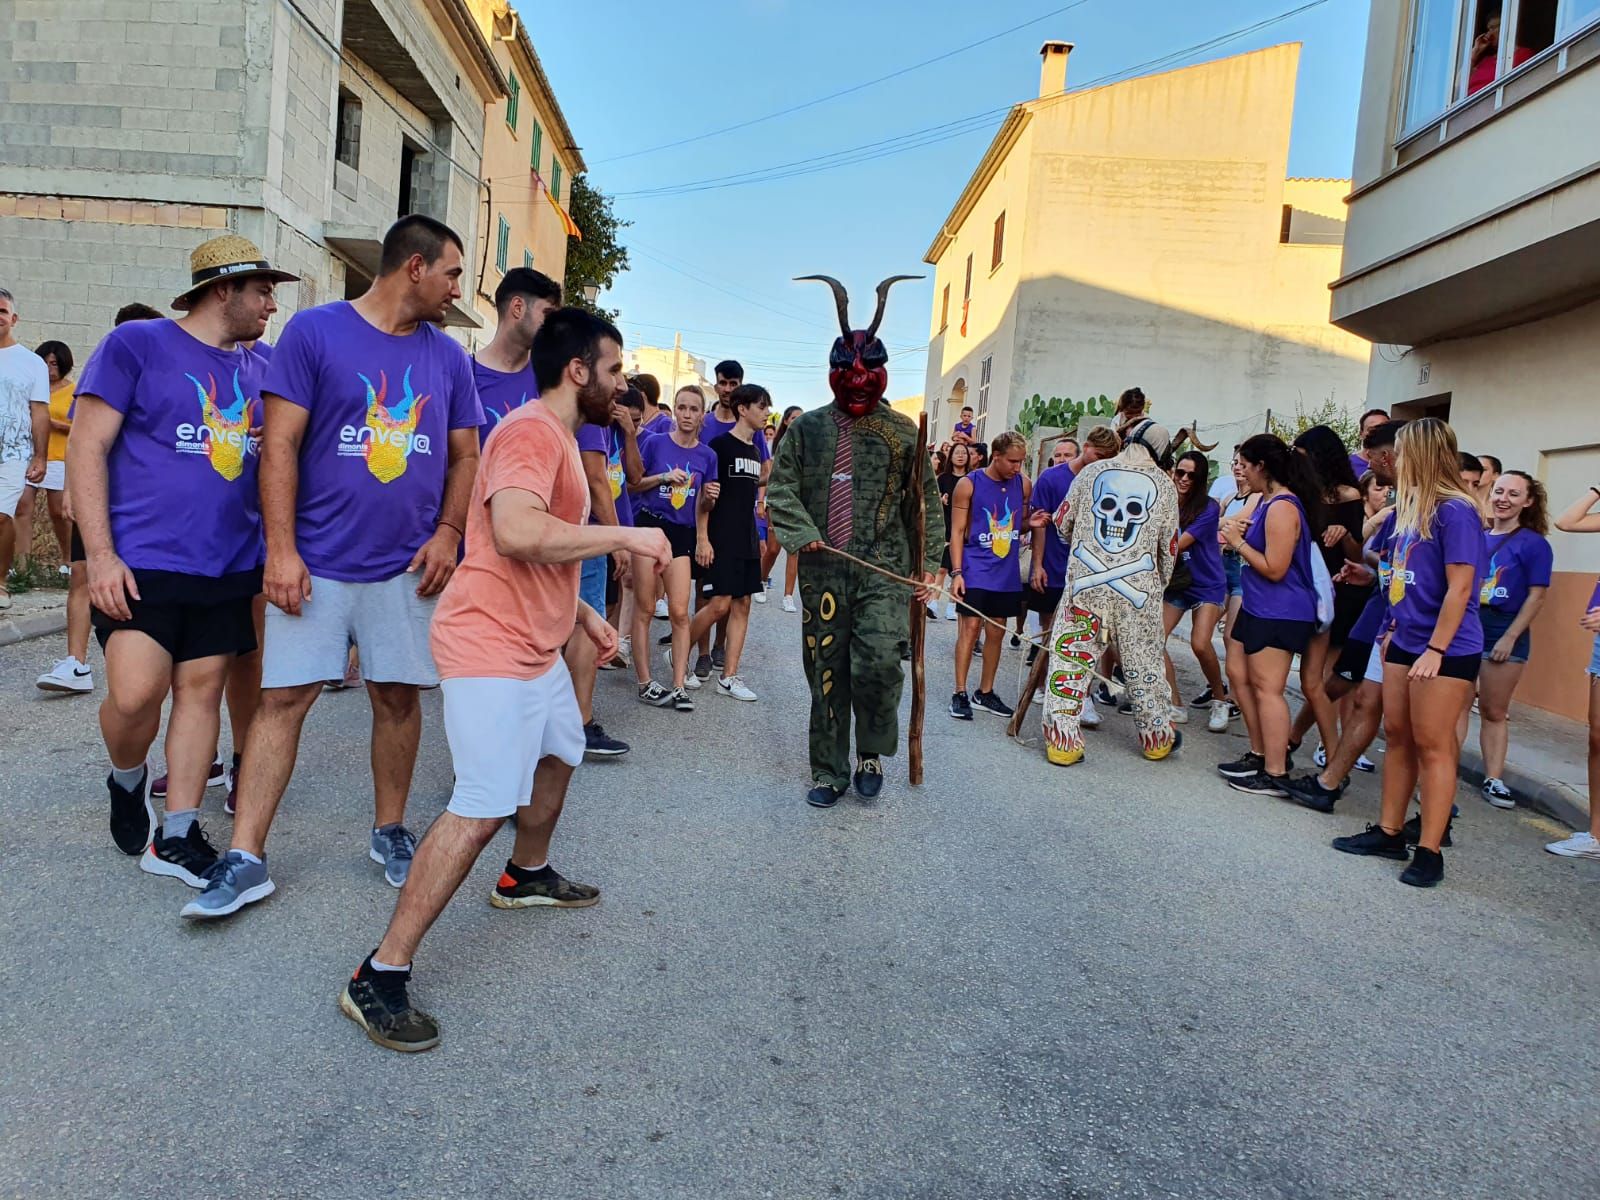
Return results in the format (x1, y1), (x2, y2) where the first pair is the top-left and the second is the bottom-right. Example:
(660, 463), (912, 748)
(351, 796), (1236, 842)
(593, 1), (1099, 165)
(614, 0), (1337, 200)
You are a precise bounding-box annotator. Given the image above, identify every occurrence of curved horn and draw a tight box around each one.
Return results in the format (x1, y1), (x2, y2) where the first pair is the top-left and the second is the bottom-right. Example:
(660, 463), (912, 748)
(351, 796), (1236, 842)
(867, 274), (924, 337)
(1181, 424), (1219, 453)
(794, 275), (851, 337)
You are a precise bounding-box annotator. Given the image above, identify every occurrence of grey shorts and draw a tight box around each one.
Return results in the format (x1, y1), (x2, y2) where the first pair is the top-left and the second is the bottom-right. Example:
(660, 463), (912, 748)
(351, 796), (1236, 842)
(261, 572), (439, 688)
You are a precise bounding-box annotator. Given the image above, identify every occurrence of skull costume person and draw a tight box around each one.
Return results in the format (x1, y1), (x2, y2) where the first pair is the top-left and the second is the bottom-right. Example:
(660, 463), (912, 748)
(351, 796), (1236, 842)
(765, 274), (945, 807)
(1043, 420), (1182, 765)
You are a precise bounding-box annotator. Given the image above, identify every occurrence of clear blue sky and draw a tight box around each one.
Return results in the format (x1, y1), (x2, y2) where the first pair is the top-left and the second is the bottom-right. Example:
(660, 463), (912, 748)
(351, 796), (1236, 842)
(522, 0), (1372, 408)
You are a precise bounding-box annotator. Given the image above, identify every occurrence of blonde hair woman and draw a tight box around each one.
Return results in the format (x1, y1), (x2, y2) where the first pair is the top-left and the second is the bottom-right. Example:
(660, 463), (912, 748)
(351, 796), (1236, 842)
(1332, 418), (1486, 888)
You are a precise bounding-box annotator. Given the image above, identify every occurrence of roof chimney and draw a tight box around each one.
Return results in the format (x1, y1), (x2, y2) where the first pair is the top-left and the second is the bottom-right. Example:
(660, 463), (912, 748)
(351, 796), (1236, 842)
(1038, 40), (1073, 98)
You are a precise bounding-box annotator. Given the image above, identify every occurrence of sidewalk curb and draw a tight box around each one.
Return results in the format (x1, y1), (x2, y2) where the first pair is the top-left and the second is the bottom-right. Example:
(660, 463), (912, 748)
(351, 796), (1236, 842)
(0, 608), (67, 647)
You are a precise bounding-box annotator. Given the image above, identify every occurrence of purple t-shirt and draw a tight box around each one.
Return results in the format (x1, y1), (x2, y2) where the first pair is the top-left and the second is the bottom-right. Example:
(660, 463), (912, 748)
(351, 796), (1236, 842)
(263, 301), (483, 583)
(577, 421), (633, 527)
(637, 434), (716, 526)
(1029, 462), (1075, 588)
(1479, 527), (1553, 614)
(961, 470), (1025, 593)
(1348, 513), (1396, 646)
(1348, 452), (1368, 480)
(248, 340), (273, 364)
(701, 411), (770, 462)
(643, 411), (674, 436)
(75, 319), (264, 577)
(1178, 500), (1226, 605)
(1240, 494), (1318, 623)
(473, 358), (537, 448)
(1388, 498), (1486, 656)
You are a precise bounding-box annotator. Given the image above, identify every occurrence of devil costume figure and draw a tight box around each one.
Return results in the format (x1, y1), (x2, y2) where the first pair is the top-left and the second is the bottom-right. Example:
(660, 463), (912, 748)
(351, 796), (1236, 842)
(766, 275), (945, 808)
(1042, 421), (1181, 766)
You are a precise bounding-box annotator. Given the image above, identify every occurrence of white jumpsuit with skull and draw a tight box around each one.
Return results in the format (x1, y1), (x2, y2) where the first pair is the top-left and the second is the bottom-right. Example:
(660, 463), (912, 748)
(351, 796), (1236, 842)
(1042, 445), (1180, 760)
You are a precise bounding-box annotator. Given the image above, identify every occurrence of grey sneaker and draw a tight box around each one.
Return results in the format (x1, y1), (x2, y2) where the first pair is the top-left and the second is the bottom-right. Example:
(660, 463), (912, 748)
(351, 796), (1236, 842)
(180, 850), (275, 920)
(370, 825), (418, 888)
(694, 653), (714, 680)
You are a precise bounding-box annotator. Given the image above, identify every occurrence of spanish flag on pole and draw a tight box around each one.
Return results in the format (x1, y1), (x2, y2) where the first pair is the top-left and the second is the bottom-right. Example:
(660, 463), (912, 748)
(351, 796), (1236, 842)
(546, 179), (582, 241)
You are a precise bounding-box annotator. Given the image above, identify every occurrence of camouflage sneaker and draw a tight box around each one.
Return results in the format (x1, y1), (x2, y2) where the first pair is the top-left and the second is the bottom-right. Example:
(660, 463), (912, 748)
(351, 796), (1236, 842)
(340, 958), (439, 1053)
(490, 864), (601, 910)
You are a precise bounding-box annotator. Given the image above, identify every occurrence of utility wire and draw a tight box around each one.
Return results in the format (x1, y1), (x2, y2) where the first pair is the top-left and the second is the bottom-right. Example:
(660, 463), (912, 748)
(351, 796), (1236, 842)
(593, 1), (1099, 165)
(614, 0), (1336, 200)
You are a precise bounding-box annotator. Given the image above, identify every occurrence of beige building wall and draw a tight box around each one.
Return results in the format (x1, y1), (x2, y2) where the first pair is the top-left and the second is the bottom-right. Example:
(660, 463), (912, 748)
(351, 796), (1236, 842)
(922, 44), (1370, 451)
(624, 345), (712, 398)
(1334, 3), (1600, 720)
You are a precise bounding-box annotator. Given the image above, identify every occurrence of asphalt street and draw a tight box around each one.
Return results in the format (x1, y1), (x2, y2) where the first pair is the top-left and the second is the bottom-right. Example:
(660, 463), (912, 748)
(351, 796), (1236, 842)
(2, 587), (1596, 1199)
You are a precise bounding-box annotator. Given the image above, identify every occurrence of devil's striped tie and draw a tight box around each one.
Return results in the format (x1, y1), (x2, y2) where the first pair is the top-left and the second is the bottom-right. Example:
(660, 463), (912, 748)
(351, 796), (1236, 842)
(825, 411), (855, 549)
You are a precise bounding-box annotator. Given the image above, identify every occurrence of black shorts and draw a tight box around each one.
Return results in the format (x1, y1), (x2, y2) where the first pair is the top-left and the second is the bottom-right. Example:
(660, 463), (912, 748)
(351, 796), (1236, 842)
(1332, 636), (1377, 684)
(604, 554), (620, 607)
(92, 568), (262, 664)
(1327, 581), (1375, 648)
(1384, 643), (1481, 682)
(940, 543), (953, 572)
(70, 526), (86, 564)
(960, 586), (1021, 621)
(636, 510), (695, 560)
(1228, 609), (1315, 656)
(705, 554), (761, 599)
(1023, 583), (1063, 618)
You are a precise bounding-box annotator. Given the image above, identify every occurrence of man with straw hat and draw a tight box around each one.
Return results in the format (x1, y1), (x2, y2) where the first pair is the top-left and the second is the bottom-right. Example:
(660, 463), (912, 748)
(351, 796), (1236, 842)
(67, 233), (296, 886)
(184, 215), (483, 920)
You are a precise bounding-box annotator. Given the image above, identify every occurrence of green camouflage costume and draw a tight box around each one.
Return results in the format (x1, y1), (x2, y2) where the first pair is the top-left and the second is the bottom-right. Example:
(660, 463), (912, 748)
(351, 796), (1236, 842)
(767, 407), (945, 791)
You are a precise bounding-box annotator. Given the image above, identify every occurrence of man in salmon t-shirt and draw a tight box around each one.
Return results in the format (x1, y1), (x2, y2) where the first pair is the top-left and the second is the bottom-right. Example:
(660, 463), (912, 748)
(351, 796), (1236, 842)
(339, 308), (671, 1053)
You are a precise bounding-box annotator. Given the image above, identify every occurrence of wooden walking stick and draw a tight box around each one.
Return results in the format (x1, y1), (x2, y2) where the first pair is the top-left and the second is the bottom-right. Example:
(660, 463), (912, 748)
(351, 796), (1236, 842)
(908, 413), (928, 786)
(1007, 646), (1050, 739)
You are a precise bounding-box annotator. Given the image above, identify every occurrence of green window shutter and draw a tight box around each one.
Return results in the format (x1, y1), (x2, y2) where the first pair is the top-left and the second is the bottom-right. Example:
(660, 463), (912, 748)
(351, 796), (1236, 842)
(506, 74), (520, 132)
(551, 161), (562, 203)
(530, 120), (543, 171)
(523, 248), (533, 270)
(496, 215), (509, 273)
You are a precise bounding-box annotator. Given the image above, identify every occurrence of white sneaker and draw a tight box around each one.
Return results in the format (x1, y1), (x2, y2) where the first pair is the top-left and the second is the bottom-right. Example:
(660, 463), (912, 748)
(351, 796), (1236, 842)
(1169, 705), (1188, 725)
(37, 656), (94, 693)
(717, 675), (758, 702)
(752, 590), (767, 604)
(654, 597), (668, 619)
(781, 595), (797, 613)
(1080, 696), (1102, 729)
(1546, 831), (1600, 859)
(664, 648), (701, 690)
(1313, 744), (1328, 769)
(1207, 700), (1230, 733)
(1354, 754), (1376, 772)
(943, 602), (958, 621)
(616, 636), (632, 668)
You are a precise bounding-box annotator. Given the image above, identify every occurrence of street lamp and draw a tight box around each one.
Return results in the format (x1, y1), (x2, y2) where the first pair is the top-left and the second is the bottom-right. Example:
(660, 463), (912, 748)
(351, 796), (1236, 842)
(581, 284), (600, 305)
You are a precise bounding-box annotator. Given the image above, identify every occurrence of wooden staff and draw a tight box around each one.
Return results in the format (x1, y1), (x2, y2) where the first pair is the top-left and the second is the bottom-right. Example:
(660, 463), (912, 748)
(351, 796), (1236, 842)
(908, 413), (929, 786)
(1007, 645), (1050, 739)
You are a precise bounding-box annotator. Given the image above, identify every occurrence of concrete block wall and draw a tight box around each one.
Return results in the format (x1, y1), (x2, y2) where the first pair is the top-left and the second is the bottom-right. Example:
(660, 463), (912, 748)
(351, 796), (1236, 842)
(3, 0), (254, 191)
(332, 56), (426, 234)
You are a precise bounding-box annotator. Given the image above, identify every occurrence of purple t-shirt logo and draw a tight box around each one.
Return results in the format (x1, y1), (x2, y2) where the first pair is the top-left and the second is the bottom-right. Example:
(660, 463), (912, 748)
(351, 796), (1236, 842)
(179, 369), (257, 482)
(340, 366), (432, 483)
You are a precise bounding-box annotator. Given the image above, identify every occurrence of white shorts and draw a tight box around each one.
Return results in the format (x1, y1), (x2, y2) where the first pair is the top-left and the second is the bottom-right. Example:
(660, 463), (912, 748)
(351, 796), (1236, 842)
(1364, 640), (1385, 686)
(442, 663), (586, 819)
(261, 572), (439, 688)
(0, 459), (26, 515)
(39, 460), (65, 492)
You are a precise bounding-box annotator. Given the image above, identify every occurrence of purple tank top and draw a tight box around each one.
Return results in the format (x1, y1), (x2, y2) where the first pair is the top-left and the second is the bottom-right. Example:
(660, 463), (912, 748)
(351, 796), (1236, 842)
(1241, 494), (1317, 622)
(962, 470), (1025, 592)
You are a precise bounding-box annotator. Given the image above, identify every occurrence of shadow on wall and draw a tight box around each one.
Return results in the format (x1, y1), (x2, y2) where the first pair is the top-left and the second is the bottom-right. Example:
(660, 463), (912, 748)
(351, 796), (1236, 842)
(993, 273), (1369, 439)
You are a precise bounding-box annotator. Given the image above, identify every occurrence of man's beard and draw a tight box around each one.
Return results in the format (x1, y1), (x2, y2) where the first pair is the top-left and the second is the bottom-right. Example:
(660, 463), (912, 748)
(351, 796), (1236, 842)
(578, 378), (614, 425)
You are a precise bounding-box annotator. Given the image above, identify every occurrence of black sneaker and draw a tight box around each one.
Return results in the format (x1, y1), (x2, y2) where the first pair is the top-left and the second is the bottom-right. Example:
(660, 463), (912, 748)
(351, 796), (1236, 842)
(1117, 698), (1135, 715)
(1401, 809), (1456, 848)
(1092, 682), (1118, 707)
(853, 756), (884, 799)
(1399, 847), (1444, 888)
(583, 721), (629, 759)
(1189, 687), (1216, 708)
(107, 768), (155, 855)
(657, 632), (673, 646)
(711, 647), (726, 672)
(806, 783), (844, 808)
(949, 691), (974, 720)
(491, 863), (600, 909)
(1217, 751), (1264, 779)
(139, 822), (220, 887)
(637, 680), (674, 707)
(693, 653), (714, 680)
(1025, 645), (1040, 667)
(972, 689), (1014, 718)
(1009, 634), (1022, 648)
(340, 958), (440, 1053)
(1226, 770), (1288, 797)
(1281, 773), (1343, 813)
(671, 687), (695, 712)
(1331, 824), (1411, 860)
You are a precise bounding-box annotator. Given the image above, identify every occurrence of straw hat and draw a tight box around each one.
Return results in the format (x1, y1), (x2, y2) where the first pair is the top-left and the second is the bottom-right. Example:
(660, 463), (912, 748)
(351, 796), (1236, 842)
(171, 234), (299, 310)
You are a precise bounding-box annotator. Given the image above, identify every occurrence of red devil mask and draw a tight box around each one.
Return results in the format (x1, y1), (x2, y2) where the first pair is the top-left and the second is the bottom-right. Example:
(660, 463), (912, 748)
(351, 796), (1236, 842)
(796, 274), (922, 418)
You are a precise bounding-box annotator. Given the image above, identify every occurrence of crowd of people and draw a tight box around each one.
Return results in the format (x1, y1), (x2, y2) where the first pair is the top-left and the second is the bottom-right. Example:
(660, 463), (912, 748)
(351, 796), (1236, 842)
(2, 214), (1599, 1050)
(922, 390), (1600, 887)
